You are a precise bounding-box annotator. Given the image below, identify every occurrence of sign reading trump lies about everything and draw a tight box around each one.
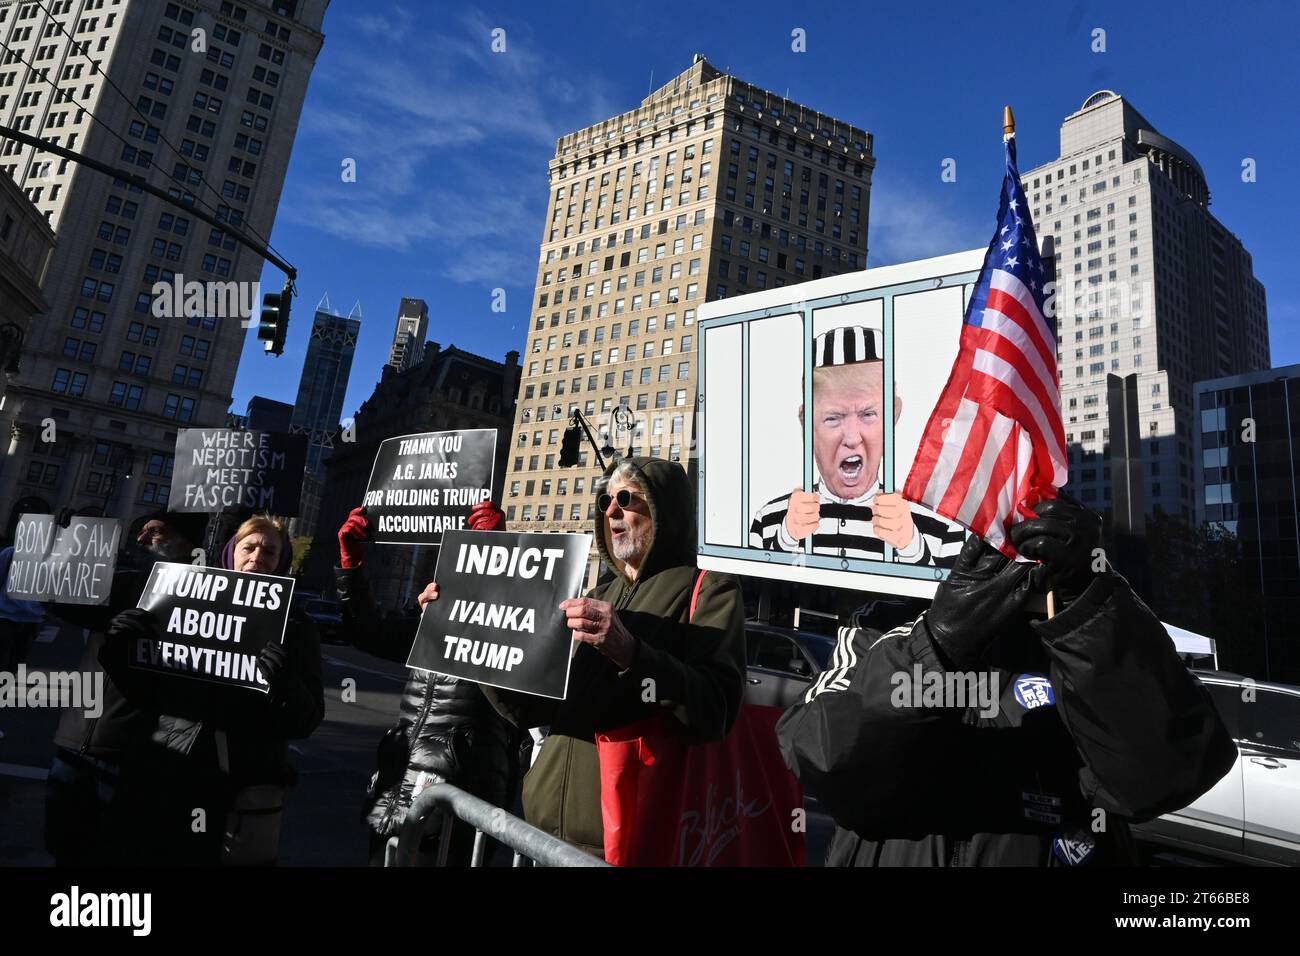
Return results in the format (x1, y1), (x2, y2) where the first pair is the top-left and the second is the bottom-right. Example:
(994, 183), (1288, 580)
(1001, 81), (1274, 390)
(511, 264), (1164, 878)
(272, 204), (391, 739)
(169, 429), (309, 515)
(363, 429), (496, 545)
(6, 514), (122, 606)
(408, 530), (591, 699)
(131, 563), (294, 694)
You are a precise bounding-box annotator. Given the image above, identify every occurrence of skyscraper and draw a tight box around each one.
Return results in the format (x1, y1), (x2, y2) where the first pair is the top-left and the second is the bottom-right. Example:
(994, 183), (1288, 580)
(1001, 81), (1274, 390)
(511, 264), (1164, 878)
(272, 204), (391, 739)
(1194, 365), (1300, 683)
(1019, 91), (1269, 521)
(506, 55), (874, 534)
(387, 296), (427, 372)
(0, 0), (327, 521)
(289, 293), (358, 476)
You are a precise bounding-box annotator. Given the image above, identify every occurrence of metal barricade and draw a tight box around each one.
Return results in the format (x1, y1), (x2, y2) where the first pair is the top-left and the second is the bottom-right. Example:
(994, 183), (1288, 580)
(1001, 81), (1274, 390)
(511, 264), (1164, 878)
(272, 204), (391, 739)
(388, 782), (609, 868)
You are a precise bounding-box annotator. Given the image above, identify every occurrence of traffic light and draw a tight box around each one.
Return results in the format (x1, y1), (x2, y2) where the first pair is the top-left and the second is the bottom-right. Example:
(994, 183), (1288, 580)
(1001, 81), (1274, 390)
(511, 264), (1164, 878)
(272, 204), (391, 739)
(559, 420), (584, 467)
(258, 281), (292, 355)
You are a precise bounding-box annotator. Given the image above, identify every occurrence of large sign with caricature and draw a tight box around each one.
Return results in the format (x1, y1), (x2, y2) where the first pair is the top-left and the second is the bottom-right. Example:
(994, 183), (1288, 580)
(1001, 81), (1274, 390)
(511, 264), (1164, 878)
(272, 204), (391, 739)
(697, 249), (985, 597)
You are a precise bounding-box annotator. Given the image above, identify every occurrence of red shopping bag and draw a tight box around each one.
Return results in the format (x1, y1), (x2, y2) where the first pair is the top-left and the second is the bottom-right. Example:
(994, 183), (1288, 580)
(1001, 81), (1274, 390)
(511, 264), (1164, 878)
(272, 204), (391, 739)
(596, 572), (805, 866)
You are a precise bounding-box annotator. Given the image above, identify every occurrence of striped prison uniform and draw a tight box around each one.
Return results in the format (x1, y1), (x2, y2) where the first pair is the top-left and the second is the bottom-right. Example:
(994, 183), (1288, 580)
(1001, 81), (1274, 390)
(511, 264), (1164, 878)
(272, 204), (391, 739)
(749, 481), (966, 567)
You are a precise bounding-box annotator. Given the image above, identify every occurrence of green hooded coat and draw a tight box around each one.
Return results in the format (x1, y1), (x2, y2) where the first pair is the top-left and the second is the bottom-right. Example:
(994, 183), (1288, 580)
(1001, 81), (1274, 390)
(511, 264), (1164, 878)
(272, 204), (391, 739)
(483, 457), (747, 857)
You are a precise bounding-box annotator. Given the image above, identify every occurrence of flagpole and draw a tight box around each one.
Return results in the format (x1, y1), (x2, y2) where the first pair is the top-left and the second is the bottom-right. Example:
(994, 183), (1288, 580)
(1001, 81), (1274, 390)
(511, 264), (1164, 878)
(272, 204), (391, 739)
(1005, 103), (1057, 619)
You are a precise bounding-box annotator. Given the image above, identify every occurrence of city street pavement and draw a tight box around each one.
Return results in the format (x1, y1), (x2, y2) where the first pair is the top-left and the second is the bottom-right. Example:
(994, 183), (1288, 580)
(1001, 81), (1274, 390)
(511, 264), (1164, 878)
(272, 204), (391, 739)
(1, 619), (835, 867)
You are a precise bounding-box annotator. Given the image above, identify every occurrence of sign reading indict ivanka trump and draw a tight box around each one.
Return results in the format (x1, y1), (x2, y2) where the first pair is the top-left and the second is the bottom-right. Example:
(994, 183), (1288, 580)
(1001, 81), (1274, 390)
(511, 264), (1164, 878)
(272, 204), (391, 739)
(168, 428), (309, 515)
(131, 563), (295, 693)
(407, 530), (592, 699)
(6, 514), (122, 605)
(697, 249), (987, 599)
(363, 429), (497, 545)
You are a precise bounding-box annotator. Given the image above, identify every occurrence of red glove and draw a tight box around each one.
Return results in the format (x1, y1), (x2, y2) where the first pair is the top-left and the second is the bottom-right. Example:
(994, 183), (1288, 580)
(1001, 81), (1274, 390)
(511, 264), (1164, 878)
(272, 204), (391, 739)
(467, 501), (505, 531)
(338, 506), (371, 569)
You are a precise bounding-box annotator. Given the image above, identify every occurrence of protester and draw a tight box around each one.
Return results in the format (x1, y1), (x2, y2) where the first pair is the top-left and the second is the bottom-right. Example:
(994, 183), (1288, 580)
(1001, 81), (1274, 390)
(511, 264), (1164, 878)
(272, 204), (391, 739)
(96, 514), (323, 865)
(777, 493), (1237, 866)
(0, 545), (46, 671)
(418, 457), (747, 857)
(749, 326), (965, 565)
(43, 510), (208, 866)
(334, 500), (520, 866)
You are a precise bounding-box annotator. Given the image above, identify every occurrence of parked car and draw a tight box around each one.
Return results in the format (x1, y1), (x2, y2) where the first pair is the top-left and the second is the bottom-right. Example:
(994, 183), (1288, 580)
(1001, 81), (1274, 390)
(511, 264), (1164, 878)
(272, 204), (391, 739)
(1131, 670), (1300, 865)
(299, 596), (345, 645)
(744, 622), (837, 710)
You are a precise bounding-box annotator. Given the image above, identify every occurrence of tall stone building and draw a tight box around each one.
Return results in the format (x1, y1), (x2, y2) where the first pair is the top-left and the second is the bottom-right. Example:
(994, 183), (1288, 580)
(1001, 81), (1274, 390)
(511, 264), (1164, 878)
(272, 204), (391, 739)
(387, 296), (427, 373)
(505, 55), (873, 533)
(1020, 91), (1269, 521)
(0, 0), (327, 524)
(304, 342), (519, 607)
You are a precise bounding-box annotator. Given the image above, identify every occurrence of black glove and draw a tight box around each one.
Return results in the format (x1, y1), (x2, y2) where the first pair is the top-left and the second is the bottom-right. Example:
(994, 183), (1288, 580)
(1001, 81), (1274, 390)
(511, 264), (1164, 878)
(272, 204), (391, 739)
(925, 534), (1033, 670)
(256, 640), (289, 696)
(1008, 492), (1102, 602)
(107, 607), (165, 644)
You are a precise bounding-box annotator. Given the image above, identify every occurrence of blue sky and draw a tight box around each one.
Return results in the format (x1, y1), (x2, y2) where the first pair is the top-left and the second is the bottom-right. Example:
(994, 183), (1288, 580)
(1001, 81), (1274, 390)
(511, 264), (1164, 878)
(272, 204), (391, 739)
(231, 0), (1300, 420)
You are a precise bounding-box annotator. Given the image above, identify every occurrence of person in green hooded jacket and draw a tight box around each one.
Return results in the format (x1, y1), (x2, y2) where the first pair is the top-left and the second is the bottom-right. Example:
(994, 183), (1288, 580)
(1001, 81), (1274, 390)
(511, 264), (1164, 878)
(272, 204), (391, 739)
(417, 456), (747, 858)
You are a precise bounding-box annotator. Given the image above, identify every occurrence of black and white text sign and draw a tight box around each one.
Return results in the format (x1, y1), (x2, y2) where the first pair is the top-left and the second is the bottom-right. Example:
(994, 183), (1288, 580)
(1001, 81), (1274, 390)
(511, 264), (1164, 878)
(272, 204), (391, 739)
(169, 429), (308, 515)
(363, 429), (496, 544)
(6, 514), (121, 606)
(131, 563), (295, 693)
(408, 530), (591, 699)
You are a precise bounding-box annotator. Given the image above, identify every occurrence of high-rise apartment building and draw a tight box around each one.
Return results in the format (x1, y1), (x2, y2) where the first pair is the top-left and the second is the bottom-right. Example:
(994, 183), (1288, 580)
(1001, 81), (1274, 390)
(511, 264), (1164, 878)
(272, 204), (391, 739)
(506, 55), (873, 534)
(1020, 91), (1269, 521)
(387, 295), (427, 372)
(0, 0), (326, 522)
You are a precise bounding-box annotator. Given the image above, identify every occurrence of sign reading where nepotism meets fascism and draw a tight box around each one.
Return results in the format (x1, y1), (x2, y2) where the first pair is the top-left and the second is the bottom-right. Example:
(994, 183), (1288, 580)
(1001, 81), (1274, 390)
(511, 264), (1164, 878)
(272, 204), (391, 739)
(363, 429), (497, 545)
(5, 514), (122, 606)
(408, 530), (591, 700)
(132, 562), (295, 694)
(169, 428), (309, 515)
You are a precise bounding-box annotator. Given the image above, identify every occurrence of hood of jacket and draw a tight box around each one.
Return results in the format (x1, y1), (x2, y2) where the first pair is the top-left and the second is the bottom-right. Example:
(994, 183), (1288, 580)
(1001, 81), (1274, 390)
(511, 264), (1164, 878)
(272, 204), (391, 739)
(593, 456), (695, 584)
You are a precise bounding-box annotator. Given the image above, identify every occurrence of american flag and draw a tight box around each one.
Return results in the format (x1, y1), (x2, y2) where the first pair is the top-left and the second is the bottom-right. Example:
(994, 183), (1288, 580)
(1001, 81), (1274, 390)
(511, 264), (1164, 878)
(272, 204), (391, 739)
(903, 133), (1067, 557)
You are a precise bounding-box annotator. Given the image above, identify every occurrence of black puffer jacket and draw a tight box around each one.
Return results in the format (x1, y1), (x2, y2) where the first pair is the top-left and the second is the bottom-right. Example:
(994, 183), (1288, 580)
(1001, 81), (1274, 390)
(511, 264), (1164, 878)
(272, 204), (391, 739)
(334, 565), (518, 837)
(778, 572), (1236, 866)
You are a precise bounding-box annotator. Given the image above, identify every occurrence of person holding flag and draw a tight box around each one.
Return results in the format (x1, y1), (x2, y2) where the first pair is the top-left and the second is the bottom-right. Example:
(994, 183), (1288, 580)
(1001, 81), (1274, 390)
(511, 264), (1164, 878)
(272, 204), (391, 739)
(775, 109), (1235, 866)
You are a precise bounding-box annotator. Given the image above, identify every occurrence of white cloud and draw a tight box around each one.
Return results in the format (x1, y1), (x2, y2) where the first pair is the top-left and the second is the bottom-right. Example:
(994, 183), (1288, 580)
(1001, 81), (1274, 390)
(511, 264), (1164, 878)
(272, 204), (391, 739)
(866, 172), (988, 267)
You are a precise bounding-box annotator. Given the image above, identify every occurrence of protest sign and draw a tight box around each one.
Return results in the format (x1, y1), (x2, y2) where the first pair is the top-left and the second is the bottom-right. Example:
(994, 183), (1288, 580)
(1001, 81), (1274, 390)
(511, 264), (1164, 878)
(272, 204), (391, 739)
(362, 429), (497, 545)
(6, 514), (121, 606)
(407, 529), (591, 699)
(131, 562), (294, 693)
(169, 429), (308, 515)
(697, 250), (985, 598)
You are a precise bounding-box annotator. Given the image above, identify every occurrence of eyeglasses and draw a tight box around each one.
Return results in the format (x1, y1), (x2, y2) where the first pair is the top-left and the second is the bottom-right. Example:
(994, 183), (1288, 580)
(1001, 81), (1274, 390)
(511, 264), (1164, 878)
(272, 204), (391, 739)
(598, 489), (640, 512)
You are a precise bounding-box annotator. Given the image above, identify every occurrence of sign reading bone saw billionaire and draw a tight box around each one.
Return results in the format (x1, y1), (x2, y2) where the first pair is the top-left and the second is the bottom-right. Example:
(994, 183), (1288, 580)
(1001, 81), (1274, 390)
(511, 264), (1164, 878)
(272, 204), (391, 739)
(6, 514), (122, 606)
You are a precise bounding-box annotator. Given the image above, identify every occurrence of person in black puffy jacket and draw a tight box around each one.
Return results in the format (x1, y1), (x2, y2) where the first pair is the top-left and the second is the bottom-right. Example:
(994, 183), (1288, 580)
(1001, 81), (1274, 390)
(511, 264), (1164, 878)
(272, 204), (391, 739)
(778, 493), (1237, 866)
(334, 501), (520, 866)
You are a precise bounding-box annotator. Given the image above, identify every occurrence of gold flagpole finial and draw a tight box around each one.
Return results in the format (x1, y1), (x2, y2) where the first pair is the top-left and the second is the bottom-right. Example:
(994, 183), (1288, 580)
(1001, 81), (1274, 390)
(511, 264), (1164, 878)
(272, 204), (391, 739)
(1003, 105), (1016, 137)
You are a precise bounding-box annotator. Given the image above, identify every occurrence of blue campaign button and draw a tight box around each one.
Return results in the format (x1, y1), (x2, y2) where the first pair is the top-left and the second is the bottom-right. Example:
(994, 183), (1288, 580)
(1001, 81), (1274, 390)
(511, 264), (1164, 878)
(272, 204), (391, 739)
(1013, 674), (1055, 710)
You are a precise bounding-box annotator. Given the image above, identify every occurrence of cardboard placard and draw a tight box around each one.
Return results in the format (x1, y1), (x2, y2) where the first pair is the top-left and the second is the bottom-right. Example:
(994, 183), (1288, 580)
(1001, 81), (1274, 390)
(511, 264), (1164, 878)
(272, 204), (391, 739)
(6, 514), (121, 606)
(131, 562), (295, 693)
(407, 529), (591, 699)
(698, 251), (985, 598)
(169, 429), (308, 515)
(362, 429), (497, 545)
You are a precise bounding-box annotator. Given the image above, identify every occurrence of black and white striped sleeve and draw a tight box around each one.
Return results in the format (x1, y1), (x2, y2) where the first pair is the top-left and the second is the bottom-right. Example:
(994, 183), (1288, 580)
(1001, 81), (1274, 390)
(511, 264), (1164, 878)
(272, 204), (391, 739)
(750, 493), (801, 552)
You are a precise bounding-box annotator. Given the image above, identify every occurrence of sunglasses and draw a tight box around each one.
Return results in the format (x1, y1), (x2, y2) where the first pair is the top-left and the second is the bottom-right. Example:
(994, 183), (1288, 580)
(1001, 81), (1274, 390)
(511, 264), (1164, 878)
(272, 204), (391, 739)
(598, 489), (640, 512)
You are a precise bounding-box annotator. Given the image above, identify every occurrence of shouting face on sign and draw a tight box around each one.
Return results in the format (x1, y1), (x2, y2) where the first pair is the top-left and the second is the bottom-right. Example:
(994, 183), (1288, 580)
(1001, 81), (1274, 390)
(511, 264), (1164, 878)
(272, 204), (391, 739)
(808, 360), (898, 501)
